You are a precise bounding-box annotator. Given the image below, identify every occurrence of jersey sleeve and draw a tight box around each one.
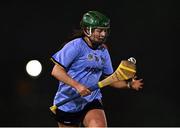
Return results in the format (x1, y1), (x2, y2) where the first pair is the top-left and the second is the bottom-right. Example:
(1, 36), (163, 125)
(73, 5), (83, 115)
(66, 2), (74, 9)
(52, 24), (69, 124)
(102, 49), (114, 76)
(51, 40), (80, 70)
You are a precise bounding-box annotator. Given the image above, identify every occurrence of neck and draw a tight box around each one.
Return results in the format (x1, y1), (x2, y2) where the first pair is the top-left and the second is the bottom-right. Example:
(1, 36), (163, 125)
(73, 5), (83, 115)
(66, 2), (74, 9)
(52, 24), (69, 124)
(83, 36), (101, 49)
(84, 36), (93, 47)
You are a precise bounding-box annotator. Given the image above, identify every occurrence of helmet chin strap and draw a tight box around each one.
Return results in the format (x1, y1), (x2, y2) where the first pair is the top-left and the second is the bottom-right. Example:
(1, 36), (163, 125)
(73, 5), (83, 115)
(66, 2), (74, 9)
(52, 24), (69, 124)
(83, 27), (92, 37)
(84, 34), (101, 49)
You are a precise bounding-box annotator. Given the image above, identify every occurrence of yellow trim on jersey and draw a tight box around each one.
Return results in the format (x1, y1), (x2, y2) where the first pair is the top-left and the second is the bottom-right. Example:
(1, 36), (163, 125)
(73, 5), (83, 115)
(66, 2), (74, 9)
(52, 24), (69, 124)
(50, 58), (59, 65)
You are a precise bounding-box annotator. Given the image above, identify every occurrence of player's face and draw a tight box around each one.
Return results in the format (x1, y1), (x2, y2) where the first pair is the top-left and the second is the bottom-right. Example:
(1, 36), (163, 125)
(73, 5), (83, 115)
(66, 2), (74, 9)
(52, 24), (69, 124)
(90, 28), (109, 44)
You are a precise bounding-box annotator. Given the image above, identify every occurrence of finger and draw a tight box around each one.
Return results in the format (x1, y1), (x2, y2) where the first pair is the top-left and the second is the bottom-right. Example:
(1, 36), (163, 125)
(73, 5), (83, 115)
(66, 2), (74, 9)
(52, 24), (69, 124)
(139, 86), (143, 89)
(133, 76), (137, 79)
(139, 82), (144, 86)
(81, 92), (87, 96)
(135, 87), (139, 91)
(82, 89), (91, 96)
(138, 86), (143, 90)
(139, 79), (143, 82)
(87, 89), (91, 93)
(80, 92), (84, 96)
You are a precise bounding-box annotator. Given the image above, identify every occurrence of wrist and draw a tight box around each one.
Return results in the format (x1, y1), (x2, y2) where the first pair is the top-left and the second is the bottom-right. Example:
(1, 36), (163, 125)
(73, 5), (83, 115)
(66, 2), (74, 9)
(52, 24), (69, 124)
(127, 81), (132, 88)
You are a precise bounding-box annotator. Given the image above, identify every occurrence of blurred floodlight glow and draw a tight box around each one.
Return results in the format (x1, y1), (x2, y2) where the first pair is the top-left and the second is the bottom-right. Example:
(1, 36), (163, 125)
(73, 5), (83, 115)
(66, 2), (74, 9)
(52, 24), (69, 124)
(26, 60), (42, 77)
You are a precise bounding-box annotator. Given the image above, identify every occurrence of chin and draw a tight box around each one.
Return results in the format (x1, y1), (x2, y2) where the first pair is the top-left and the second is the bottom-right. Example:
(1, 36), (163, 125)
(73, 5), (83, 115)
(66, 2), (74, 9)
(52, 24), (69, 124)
(96, 41), (103, 45)
(92, 39), (105, 45)
(97, 39), (105, 43)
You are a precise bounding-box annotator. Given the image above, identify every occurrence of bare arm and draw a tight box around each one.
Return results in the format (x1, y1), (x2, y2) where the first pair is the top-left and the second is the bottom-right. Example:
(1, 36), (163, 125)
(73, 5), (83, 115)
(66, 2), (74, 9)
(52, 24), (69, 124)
(110, 80), (128, 89)
(109, 76), (144, 91)
(51, 64), (90, 96)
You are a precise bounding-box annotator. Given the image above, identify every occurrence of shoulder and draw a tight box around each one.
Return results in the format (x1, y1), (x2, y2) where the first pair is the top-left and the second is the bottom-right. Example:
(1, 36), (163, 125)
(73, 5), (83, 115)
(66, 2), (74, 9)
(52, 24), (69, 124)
(61, 38), (84, 54)
(99, 43), (109, 52)
(101, 44), (108, 49)
(66, 37), (83, 47)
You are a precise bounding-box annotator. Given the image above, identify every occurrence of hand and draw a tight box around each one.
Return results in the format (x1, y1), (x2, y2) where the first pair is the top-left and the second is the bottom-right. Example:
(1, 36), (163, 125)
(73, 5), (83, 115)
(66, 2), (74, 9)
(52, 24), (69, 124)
(75, 84), (91, 96)
(130, 76), (144, 91)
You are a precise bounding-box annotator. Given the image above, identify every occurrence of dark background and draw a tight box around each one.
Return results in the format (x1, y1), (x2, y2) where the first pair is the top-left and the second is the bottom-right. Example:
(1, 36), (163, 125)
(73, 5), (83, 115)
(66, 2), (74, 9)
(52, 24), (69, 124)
(0, 0), (179, 127)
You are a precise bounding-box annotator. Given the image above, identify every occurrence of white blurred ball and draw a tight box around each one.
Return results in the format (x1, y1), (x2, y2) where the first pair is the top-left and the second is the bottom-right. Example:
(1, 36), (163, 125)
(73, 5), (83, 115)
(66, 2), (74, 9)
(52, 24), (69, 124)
(26, 60), (42, 77)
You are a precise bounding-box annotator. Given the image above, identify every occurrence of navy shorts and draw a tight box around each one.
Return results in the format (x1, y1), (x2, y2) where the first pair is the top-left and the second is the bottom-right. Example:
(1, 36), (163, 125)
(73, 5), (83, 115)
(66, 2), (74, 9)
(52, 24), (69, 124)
(50, 99), (104, 126)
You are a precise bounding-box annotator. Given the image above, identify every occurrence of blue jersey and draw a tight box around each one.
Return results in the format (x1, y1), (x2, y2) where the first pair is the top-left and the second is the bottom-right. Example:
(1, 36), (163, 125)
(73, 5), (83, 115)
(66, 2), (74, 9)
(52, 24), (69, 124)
(51, 37), (113, 112)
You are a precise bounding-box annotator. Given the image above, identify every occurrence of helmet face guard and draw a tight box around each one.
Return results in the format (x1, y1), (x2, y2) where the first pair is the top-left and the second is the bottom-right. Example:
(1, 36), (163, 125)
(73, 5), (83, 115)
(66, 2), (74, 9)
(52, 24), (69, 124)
(80, 11), (110, 30)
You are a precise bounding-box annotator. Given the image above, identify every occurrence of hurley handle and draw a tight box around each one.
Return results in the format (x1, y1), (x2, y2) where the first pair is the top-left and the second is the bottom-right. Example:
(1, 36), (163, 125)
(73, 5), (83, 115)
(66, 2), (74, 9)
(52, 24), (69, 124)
(50, 85), (99, 114)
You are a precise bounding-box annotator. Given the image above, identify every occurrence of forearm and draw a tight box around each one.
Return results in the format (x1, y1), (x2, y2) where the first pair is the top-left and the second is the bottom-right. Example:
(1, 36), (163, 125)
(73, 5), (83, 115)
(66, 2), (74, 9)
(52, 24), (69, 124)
(110, 80), (129, 89)
(51, 64), (80, 89)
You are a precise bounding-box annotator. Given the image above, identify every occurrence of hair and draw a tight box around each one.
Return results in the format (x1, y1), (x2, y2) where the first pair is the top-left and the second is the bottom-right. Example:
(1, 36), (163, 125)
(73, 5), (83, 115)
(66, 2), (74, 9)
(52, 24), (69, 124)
(66, 28), (85, 42)
(57, 28), (85, 49)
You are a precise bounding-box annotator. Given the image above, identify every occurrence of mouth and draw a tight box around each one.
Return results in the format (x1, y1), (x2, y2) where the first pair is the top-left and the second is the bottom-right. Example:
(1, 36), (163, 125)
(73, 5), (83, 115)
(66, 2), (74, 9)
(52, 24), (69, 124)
(91, 37), (106, 44)
(98, 38), (106, 42)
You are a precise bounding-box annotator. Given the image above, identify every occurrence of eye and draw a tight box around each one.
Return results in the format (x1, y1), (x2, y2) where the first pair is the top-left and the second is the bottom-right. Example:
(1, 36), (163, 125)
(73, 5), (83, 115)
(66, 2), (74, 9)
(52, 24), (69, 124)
(96, 29), (101, 33)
